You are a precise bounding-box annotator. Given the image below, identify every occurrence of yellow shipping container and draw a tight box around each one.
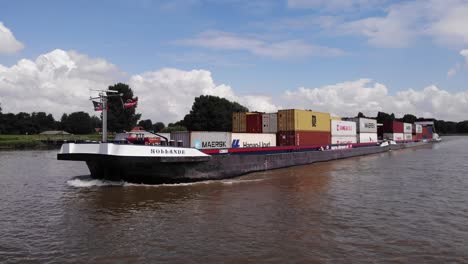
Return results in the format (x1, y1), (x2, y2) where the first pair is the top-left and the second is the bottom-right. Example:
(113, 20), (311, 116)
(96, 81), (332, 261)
(331, 116), (342, 121)
(232, 112), (247, 132)
(278, 109), (331, 132)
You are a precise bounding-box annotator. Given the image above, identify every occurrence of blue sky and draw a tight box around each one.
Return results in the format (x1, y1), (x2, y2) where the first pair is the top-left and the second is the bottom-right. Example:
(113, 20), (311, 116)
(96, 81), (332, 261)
(1, 0), (468, 122)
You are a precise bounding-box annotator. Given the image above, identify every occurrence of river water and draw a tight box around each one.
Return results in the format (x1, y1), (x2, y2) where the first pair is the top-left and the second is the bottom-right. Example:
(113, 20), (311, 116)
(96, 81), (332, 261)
(1, 136), (468, 263)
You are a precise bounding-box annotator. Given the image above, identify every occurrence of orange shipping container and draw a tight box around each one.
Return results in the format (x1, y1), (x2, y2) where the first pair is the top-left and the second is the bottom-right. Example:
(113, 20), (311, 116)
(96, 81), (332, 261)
(278, 109), (331, 132)
(232, 112), (247, 132)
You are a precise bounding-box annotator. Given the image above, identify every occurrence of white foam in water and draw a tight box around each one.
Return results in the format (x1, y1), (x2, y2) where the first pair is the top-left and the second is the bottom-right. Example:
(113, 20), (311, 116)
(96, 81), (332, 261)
(67, 177), (265, 188)
(220, 179), (265, 185)
(67, 178), (124, 187)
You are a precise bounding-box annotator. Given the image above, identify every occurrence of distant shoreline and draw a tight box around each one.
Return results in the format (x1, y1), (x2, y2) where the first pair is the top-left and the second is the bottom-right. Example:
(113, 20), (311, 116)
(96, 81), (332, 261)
(0, 134), (103, 151)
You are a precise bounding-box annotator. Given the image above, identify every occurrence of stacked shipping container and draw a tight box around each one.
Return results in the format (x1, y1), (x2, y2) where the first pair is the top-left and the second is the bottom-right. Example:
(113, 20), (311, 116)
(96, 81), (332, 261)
(262, 113), (278, 133)
(403, 123), (412, 141)
(277, 109), (331, 146)
(232, 112), (247, 133)
(171, 131), (231, 149)
(412, 124), (423, 140)
(421, 126), (433, 139)
(330, 120), (357, 144)
(171, 131), (278, 149)
(346, 117), (378, 143)
(383, 121), (404, 141)
(232, 112), (277, 133)
(231, 133), (276, 148)
(179, 111), (432, 150)
(246, 113), (263, 133)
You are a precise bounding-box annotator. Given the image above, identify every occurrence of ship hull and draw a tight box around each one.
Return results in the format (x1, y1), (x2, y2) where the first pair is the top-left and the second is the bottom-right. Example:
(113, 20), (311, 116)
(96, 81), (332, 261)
(58, 141), (431, 184)
(59, 144), (393, 184)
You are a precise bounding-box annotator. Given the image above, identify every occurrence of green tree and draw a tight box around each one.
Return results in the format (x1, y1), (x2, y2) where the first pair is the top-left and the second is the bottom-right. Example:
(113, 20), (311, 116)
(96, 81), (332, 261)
(161, 125), (187, 133)
(376, 111), (395, 124)
(357, 112), (366, 118)
(15, 112), (35, 134)
(63, 112), (94, 134)
(90, 116), (101, 132)
(107, 83), (141, 132)
(456, 121), (468, 133)
(0, 103), (3, 133)
(152, 122), (165, 132)
(60, 114), (69, 131)
(401, 114), (417, 124)
(1, 113), (15, 133)
(182, 95), (249, 131)
(137, 119), (153, 131)
(31, 112), (56, 132)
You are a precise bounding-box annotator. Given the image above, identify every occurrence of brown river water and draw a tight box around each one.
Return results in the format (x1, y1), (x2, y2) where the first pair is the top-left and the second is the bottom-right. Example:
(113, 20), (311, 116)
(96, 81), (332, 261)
(1, 136), (468, 263)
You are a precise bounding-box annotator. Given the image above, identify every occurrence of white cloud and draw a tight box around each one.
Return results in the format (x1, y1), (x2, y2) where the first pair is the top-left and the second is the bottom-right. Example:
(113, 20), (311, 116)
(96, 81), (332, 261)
(447, 65), (459, 77)
(282, 79), (468, 121)
(1, 50), (467, 125)
(338, 13), (415, 48)
(447, 49), (468, 77)
(0, 50), (276, 123)
(0, 22), (24, 54)
(0, 49), (123, 118)
(180, 30), (344, 59)
(461, 49), (468, 63)
(130, 68), (277, 122)
(427, 2), (468, 46)
(335, 0), (468, 48)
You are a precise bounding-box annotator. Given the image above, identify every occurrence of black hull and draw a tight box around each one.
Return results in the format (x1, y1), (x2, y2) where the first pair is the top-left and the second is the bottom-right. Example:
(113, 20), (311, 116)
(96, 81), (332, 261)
(58, 142), (432, 184)
(60, 145), (397, 184)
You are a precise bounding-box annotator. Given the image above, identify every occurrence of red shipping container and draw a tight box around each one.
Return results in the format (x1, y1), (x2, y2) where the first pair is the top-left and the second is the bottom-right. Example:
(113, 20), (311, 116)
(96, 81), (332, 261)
(277, 131), (331, 146)
(382, 121), (404, 133)
(246, 113), (262, 133)
(421, 126), (433, 139)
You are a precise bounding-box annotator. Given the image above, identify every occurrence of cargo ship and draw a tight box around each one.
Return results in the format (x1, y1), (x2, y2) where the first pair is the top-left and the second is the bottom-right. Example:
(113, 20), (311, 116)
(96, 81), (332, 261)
(57, 92), (439, 184)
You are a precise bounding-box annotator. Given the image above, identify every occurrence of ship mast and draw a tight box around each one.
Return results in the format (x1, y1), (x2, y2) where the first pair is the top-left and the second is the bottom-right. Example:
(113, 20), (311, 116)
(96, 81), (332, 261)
(91, 89), (122, 143)
(101, 92), (108, 143)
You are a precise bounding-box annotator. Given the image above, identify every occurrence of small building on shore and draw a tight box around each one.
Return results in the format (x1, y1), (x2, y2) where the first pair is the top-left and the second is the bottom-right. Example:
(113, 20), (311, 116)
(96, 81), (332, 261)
(40, 130), (72, 135)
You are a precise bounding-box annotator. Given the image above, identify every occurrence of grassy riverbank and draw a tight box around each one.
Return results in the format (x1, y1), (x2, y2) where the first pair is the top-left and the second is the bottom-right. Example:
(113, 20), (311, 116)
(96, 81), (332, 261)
(0, 134), (105, 150)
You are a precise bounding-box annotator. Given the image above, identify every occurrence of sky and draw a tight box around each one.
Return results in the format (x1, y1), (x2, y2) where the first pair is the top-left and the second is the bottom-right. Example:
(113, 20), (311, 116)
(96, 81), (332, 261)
(1, 0), (468, 123)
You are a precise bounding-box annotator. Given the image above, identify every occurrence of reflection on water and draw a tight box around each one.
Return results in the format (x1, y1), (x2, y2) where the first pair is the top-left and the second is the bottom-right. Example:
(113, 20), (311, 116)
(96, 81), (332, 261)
(1, 137), (468, 263)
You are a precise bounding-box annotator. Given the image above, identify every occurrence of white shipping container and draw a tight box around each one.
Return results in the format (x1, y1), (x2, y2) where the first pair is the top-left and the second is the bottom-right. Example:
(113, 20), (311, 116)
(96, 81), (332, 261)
(358, 133), (378, 143)
(170, 131), (232, 149)
(383, 133), (404, 141)
(403, 123), (412, 133)
(170, 131), (190, 147)
(414, 124), (422, 134)
(231, 133), (276, 148)
(331, 135), (357, 144)
(404, 133), (412, 140)
(262, 113), (278, 133)
(190, 132), (231, 149)
(331, 120), (356, 136)
(347, 118), (377, 133)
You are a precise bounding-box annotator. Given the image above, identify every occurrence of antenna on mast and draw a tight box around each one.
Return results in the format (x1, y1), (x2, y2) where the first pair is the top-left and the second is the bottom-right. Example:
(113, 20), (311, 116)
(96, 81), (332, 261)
(89, 89), (123, 143)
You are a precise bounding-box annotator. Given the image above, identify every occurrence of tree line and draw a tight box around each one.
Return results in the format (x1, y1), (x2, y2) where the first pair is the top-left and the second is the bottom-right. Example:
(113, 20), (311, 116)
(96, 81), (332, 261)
(1, 82), (467, 134)
(0, 110), (102, 135)
(0, 90), (248, 134)
(358, 111), (468, 134)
